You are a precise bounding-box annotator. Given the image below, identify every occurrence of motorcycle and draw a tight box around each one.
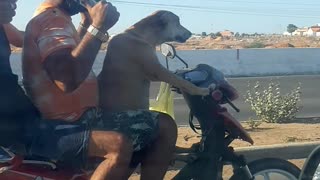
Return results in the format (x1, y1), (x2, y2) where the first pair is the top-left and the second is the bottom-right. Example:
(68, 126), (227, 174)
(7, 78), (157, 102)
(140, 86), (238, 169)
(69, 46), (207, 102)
(159, 43), (301, 180)
(0, 43), (301, 180)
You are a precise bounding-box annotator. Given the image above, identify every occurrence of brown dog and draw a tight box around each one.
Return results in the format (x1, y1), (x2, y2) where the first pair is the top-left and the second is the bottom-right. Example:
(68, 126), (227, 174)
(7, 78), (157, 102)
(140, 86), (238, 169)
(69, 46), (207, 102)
(98, 10), (209, 179)
(98, 10), (208, 112)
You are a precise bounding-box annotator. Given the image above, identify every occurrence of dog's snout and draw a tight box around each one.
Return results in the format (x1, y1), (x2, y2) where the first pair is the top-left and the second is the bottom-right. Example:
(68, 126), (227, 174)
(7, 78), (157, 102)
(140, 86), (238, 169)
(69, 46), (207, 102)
(185, 30), (192, 39)
(174, 28), (192, 43)
(180, 26), (192, 39)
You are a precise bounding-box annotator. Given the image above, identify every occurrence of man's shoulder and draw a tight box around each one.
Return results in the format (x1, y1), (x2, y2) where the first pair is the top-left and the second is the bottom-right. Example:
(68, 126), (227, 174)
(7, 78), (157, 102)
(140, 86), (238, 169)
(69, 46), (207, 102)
(28, 8), (71, 30)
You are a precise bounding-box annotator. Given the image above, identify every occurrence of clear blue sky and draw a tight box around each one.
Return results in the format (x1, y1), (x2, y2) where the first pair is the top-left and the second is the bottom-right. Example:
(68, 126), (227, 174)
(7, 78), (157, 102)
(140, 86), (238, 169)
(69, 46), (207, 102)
(12, 0), (320, 34)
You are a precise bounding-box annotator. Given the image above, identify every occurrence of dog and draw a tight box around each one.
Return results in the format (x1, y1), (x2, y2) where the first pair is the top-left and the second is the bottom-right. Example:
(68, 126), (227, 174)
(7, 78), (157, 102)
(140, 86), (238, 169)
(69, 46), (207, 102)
(123, 10), (192, 46)
(97, 11), (207, 177)
(98, 10), (196, 112)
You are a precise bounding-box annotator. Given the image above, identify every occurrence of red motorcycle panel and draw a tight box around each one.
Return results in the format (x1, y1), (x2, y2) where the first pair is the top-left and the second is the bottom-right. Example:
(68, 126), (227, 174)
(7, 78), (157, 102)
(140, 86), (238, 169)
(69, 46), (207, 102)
(218, 110), (254, 145)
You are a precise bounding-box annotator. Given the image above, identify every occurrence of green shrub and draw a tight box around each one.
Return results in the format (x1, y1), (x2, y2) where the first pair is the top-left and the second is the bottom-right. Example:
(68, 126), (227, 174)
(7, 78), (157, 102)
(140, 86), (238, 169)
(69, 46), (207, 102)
(245, 81), (301, 123)
(245, 41), (266, 48)
(246, 118), (262, 129)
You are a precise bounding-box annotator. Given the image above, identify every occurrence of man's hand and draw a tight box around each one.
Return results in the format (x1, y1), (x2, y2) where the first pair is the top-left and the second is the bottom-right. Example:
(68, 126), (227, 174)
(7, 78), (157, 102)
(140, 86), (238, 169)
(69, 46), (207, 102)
(187, 87), (210, 96)
(86, 1), (120, 32)
(194, 87), (210, 96)
(0, 0), (17, 24)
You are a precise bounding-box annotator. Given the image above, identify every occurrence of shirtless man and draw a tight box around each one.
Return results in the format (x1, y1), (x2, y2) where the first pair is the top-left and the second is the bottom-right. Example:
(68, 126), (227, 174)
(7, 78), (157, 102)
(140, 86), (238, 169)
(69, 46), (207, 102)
(98, 11), (210, 179)
(23, 0), (134, 179)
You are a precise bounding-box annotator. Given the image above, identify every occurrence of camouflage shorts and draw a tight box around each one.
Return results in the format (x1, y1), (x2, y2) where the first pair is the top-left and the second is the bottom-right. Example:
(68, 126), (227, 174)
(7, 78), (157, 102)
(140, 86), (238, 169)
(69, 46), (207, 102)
(90, 110), (160, 152)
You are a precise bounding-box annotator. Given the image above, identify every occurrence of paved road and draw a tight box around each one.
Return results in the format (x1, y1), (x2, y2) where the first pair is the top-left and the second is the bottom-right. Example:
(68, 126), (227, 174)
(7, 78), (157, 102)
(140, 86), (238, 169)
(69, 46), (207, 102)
(149, 75), (320, 126)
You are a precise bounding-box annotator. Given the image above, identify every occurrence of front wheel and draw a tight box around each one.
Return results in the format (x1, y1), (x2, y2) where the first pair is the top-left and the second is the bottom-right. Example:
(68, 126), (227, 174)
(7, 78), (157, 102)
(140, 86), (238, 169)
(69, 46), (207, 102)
(230, 158), (300, 180)
(299, 146), (320, 180)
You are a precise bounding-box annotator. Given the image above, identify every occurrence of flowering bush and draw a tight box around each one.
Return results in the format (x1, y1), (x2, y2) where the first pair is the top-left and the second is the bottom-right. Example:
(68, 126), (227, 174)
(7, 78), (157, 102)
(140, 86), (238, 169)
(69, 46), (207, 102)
(245, 81), (301, 123)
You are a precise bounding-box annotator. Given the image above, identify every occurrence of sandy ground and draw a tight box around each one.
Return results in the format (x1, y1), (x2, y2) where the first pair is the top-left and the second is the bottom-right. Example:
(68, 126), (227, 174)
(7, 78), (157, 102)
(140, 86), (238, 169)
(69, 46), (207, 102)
(129, 119), (320, 179)
(11, 35), (320, 52)
(172, 36), (320, 50)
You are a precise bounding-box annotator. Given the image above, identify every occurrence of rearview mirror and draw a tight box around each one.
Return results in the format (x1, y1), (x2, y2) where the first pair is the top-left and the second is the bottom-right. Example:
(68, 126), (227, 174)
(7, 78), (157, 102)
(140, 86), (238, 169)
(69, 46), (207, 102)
(160, 43), (176, 59)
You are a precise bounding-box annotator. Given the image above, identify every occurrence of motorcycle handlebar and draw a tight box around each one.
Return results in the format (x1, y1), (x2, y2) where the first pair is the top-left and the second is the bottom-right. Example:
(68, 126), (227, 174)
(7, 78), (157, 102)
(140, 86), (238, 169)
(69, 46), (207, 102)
(225, 97), (240, 112)
(210, 89), (240, 112)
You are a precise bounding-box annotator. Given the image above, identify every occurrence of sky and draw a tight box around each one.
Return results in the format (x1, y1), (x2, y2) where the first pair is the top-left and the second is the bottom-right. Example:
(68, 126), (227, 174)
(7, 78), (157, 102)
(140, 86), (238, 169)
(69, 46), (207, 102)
(12, 0), (320, 35)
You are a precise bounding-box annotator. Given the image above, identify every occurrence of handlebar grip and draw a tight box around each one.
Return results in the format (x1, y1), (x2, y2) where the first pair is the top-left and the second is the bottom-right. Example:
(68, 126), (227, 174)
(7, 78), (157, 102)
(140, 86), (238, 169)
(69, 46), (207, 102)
(211, 90), (223, 101)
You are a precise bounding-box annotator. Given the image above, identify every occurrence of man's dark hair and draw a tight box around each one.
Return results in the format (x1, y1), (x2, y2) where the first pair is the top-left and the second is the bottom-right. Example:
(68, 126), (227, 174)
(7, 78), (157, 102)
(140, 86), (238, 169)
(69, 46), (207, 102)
(59, 0), (87, 16)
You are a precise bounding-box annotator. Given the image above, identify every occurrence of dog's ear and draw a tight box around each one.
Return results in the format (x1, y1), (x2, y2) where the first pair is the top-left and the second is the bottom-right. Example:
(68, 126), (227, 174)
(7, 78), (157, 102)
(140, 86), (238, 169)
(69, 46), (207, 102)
(156, 11), (171, 29)
(159, 11), (170, 22)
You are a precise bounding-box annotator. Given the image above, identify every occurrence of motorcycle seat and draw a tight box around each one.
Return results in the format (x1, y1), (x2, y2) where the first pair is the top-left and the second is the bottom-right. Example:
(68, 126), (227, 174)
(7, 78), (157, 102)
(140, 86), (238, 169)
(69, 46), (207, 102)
(22, 158), (57, 170)
(0, 146), (57, 169)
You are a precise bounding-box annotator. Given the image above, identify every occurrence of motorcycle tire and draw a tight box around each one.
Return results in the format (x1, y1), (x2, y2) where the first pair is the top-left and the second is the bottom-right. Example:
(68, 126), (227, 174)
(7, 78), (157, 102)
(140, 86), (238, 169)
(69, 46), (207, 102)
(230, 158), (300, 180)
(299, 146), (320, 180)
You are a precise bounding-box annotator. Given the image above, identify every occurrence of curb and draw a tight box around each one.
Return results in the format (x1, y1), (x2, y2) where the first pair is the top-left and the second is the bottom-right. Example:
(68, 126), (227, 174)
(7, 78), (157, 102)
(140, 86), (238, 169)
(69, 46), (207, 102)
(170, 141), (320, 170)
(235, 141), (320, 162)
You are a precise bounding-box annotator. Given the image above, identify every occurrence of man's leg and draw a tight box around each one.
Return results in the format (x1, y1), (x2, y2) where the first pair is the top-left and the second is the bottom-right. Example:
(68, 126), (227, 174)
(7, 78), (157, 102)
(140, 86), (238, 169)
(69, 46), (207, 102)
(88, 131), (133, 180)
(140, 113), (178, 180)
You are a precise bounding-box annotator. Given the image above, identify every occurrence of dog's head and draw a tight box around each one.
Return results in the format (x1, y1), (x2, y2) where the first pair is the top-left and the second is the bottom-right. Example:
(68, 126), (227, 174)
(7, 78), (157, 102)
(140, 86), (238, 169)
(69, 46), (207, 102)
(132, 10), (192, 44)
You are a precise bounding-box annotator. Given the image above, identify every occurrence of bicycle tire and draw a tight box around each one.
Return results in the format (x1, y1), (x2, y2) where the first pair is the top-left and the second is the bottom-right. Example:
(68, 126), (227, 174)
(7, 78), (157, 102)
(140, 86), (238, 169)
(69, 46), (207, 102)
(299, 146), (320, 180)
(230, 158), (300, 180)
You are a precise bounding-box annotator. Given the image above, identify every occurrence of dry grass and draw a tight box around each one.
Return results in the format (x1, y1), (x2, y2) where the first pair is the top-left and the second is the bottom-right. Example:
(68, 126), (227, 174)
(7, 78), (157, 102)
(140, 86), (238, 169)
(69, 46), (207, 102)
(172, 36), (320, 50)
(11, 35), (320, 53)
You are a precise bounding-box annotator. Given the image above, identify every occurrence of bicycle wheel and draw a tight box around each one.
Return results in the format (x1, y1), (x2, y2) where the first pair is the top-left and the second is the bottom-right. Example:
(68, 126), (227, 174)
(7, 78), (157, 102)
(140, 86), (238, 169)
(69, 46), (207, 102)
(299, 146), (320, 180)
(230, 158), (300, 180)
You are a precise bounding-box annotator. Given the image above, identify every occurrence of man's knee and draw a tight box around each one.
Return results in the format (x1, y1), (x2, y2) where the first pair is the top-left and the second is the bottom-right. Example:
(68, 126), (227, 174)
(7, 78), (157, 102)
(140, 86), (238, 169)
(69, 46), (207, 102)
(89, 131), (133, 159)
(106, 133), (133, 165)
(113, 133), (133, 156)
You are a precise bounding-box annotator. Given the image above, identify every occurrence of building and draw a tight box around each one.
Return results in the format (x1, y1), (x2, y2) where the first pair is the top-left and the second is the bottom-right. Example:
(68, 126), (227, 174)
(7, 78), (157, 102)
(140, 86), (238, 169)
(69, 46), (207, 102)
(292, 27), (308, 36)
(219, 30), (234, 37)
(283, 24), (320, 36)
(283, 31), (291, 36)
(306, 25), (320, 36)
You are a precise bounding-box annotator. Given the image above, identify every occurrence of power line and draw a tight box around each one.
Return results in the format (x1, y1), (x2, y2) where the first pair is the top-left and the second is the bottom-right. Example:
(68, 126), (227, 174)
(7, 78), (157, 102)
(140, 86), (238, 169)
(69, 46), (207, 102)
(180, 0), (320, 6)
(111, 0), (320, 12)
(111, 0), (320, 19)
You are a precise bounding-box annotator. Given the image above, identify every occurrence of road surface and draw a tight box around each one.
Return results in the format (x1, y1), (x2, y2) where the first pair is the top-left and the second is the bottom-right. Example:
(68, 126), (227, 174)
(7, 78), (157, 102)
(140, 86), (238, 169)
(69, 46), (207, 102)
(149, 75), (320, 126)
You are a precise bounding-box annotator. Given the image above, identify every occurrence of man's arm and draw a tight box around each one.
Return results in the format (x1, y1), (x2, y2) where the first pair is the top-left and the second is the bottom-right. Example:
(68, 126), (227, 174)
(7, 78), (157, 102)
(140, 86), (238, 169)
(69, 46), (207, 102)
(77, 12), (92, 39)
(135, 43), (209, 96)
(43, 2), (119, 92)
(44, 33), (103, 92)
(3, 23), (24, 47)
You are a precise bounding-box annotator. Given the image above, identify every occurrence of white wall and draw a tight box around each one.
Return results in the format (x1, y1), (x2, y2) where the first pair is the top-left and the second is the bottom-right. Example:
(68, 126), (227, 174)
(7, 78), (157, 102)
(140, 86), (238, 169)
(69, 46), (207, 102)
(156, 48), (320, 77)
(11, 48), (320, 79)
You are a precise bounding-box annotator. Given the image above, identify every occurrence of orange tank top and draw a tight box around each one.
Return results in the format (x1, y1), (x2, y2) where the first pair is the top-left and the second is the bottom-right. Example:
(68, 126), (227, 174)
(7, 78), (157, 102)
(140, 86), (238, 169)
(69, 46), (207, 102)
(23, 3), (98, 122)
